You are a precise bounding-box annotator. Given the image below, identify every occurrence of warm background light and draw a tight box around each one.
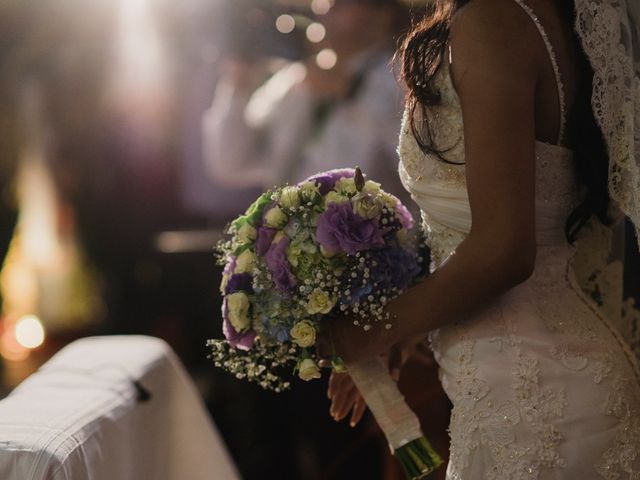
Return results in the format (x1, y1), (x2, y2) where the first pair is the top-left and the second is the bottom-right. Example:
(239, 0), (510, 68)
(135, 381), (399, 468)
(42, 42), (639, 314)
(14, 315), (45, 350)
(0, 323), (29, 362)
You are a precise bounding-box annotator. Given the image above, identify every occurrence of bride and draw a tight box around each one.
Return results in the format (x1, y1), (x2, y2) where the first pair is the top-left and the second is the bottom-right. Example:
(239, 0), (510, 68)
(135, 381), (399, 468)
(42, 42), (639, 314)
(321, 0), (640, 477)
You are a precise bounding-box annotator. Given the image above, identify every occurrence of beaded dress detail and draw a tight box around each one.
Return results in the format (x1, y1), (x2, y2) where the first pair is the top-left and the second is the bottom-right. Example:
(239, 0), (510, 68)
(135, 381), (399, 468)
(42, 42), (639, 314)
(397, 1), (640, 478)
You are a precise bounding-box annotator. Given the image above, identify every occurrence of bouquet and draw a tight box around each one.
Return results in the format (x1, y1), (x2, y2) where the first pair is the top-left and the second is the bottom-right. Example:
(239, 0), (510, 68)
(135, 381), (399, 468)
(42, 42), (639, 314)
(208, 168), (442, 479)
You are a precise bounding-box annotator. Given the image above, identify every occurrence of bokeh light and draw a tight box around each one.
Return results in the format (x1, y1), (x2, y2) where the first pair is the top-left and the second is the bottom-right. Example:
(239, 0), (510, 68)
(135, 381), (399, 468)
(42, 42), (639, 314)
(316, 48), (337, 70)
(14, 315), (45, 350)
(275, 14), (296, 34)
(305, 22), (326, 43)
(311, 0), (332, 15)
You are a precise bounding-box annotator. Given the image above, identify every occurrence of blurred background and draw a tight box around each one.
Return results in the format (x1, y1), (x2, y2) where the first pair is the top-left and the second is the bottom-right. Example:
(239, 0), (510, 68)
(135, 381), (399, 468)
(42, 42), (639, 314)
(2, 1), (640, 479)
(0, 0), (455, 479)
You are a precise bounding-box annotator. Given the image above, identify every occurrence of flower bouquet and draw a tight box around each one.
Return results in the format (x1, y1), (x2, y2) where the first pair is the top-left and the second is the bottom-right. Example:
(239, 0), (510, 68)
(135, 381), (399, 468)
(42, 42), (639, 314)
(208, 168), (442, 479)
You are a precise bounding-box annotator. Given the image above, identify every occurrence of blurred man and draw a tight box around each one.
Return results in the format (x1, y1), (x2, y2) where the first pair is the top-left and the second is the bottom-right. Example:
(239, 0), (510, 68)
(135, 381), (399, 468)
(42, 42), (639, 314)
(202, 0), (408, 201)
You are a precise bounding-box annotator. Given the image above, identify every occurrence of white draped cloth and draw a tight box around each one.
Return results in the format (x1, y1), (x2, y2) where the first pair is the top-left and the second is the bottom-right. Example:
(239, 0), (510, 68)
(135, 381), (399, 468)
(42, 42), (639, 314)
(0, 335), (240, 480)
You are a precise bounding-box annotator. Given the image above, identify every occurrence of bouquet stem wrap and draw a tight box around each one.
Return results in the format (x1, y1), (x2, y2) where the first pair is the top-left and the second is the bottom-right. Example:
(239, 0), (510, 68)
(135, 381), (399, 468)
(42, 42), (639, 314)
(346, 356), (442, 479)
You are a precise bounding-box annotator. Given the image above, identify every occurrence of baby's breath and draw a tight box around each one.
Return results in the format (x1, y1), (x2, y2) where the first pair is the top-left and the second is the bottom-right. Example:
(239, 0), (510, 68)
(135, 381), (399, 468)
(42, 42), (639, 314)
(207, 338), (298, 392)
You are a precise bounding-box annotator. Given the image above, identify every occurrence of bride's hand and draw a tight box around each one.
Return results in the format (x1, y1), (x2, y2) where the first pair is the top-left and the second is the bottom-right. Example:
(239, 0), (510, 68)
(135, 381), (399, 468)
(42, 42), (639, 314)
(327, 371), (367, 427)
(317, 312), (404, 365)
(326, 344), (412, 426)
(317, 287), (425, 364)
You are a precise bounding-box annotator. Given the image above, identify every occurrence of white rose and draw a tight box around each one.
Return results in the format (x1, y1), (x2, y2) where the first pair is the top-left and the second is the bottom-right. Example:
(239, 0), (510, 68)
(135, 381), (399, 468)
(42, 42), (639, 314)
(363, 180), (381, 194)
(237, 223), (257, 244)
(324, 191), (350, 206)
(298, 358), (322, 381)
(290, 320), (317, 348)
(335, 177), (357, 195)
(306, 288), (335, 315)
(264, 206), (288, 229)
(279, 186), (301, 209)
(351, 192), (383, 219)
(226, 292), (251, 332)
(235, 249), (256, 273)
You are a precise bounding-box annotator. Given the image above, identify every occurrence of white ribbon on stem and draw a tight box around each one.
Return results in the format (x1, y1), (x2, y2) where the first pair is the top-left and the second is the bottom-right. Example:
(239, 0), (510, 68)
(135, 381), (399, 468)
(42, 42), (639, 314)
(346, 355), (423, 449)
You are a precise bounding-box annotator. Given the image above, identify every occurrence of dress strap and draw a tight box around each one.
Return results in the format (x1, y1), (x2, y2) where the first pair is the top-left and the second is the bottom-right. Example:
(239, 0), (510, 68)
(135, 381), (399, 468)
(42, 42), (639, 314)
(512, 0), (566, 145)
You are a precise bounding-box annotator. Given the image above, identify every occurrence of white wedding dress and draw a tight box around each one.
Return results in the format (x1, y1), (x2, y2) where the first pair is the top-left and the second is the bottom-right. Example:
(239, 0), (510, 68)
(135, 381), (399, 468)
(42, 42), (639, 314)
(398, 1), (640, 478)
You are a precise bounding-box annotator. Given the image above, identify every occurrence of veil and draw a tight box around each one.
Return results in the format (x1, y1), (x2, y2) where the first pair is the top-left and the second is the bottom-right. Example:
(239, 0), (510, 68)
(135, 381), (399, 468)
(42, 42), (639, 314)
(571, 0), (640, 360)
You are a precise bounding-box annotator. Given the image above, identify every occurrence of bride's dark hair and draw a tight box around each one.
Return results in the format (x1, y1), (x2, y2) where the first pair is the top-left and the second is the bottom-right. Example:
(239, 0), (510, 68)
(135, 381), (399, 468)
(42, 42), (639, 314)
(399, 0), (610, 244)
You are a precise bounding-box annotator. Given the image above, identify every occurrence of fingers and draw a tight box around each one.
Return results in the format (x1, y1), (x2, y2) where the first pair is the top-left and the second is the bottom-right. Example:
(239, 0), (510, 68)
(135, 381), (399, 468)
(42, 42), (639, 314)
(328, 374), (354, 418)
(332, 385), (359, 421)
(350, 396), (367, 427)
(327, 372), (362, 423)
(327, 371), (343, 399)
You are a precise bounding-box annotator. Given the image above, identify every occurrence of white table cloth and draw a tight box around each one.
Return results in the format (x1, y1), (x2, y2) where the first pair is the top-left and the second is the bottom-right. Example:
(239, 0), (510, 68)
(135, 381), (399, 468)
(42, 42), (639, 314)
(0, 335), (240, 480)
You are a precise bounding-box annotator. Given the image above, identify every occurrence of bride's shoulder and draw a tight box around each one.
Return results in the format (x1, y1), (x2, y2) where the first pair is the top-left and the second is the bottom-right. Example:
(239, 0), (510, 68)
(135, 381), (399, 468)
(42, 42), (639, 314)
(449, 0), (542, 75)
(451, 0), (541, 49)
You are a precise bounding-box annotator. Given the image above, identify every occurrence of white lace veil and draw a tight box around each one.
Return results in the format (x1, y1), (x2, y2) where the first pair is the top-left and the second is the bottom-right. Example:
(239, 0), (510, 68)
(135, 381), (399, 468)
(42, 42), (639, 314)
(571, 0), (640, 359)
(574, 0), (640, 240)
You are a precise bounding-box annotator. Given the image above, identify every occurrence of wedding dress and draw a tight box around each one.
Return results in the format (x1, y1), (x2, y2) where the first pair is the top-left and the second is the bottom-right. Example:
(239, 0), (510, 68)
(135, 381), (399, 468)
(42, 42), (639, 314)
(397, 1), (640, 478)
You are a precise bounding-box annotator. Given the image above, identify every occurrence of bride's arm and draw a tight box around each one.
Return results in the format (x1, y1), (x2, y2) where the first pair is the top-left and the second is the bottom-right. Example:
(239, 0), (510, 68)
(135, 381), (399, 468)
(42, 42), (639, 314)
(325, 0), (545, 364)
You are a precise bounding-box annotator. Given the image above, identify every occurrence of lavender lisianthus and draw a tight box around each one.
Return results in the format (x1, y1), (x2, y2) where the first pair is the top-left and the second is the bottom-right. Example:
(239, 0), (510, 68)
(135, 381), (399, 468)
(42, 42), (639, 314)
(255, 226), (277, 256)
(316, 201), (385, 255)
(396, 203), (414, 230)
(265, 236), (297, 293)
(222, 300), (256, 351)
(225, 273), (254, 294)
(304, 168), (355, 195)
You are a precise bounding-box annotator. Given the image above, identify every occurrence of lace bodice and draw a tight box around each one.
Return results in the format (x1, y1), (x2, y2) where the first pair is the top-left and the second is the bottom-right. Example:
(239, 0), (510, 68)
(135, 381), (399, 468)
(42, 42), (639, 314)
(397, 0), (579, 271)
(398, 59), (578, 269)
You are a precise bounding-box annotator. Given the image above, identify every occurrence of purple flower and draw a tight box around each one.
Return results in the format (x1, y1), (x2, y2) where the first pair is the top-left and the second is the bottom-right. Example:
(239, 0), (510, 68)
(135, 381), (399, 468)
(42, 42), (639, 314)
(370, 246), (420, 291)
(225, 273), (253, 294)
(255, 226), (277, 256)
(304, 169), (355, 195)
(316, 201), (384, 255)
(396, 203), (414, 230)
(222, 300), (256, 351)
(265, 236), (297, 293)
